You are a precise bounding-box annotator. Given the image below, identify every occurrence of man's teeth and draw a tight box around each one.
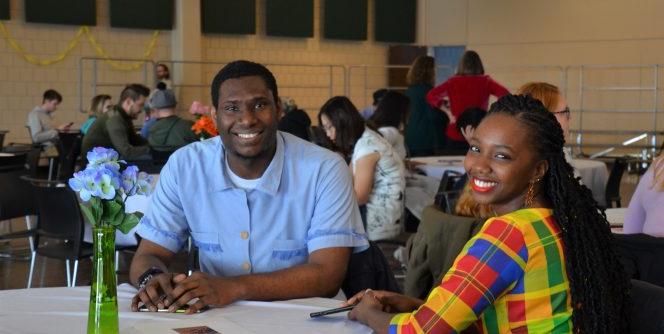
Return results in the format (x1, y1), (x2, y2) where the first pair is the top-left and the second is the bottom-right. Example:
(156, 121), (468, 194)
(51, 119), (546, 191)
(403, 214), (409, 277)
(237, 133), (258, 139)
(474, 179), (497, 188)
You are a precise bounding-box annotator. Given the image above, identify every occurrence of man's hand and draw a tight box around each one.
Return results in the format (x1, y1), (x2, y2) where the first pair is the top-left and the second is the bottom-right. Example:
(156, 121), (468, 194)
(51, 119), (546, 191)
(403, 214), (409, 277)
(57, 122), (73, 131)
(130, 272), (177, 312)
(164, 272), (244, 314)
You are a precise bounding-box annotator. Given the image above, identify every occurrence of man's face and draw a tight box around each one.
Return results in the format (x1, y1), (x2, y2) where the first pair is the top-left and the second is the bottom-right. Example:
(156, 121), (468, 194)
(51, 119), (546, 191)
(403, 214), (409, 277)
(213, 75), (280, 161)
(156, 65), (169, 80)
(43, 99), (60, 113)
(123, 96), (146, 119)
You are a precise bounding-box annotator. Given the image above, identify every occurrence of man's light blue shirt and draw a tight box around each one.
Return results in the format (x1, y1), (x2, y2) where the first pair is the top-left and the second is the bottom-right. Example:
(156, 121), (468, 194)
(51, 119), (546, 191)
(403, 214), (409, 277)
(137, 132), (368, 277)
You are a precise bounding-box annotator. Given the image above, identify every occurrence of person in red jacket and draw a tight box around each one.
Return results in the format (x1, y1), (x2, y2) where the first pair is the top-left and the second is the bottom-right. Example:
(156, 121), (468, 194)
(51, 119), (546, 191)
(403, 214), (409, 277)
(426, 50), (509, 154)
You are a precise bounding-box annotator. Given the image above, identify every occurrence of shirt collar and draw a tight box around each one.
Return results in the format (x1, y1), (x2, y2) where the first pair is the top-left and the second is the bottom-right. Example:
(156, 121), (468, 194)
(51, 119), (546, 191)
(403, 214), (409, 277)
(208, 132), (284, 196)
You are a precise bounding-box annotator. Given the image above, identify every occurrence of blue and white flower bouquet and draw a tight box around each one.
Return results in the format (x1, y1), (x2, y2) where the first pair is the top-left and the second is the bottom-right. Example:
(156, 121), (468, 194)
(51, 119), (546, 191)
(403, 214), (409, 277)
(68, 147), (153, 233)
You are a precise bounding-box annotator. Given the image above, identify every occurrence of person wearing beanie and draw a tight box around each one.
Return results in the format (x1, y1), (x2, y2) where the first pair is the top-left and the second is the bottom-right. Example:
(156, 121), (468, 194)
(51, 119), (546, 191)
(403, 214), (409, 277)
(147, 86), (197, 152)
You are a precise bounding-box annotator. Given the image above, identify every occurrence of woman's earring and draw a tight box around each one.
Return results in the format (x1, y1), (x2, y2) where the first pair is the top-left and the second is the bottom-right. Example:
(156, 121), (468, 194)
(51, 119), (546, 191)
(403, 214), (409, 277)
(524, 178), (541, 208)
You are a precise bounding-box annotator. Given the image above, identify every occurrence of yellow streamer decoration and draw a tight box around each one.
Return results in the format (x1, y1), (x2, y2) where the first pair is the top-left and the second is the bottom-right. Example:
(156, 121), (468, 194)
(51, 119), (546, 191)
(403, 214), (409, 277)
(0, 22), (160, 71)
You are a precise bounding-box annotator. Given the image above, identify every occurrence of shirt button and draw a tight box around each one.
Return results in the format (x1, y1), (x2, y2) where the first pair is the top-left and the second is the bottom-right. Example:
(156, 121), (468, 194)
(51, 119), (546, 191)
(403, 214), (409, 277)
(242, 262), (251, 271)
(240, 231), (249, 239)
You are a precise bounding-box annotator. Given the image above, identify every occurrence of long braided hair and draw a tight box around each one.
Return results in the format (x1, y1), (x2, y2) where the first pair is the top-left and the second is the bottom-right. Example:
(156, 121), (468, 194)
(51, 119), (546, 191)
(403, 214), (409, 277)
(489, 94), (630, 333)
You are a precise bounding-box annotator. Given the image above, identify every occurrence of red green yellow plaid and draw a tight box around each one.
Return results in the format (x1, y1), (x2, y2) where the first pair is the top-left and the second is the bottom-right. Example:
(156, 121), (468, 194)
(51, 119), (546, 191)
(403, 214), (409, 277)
(390, 208), (573, 333)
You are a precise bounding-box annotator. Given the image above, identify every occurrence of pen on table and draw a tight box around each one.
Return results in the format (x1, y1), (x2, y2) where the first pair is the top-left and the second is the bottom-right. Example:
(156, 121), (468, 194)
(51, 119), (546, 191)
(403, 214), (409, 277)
(309, 304), (356, 318)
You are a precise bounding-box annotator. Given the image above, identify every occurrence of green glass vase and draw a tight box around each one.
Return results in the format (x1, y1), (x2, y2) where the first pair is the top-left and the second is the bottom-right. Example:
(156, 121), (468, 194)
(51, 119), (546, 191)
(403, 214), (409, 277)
(87, 226), (119, 334)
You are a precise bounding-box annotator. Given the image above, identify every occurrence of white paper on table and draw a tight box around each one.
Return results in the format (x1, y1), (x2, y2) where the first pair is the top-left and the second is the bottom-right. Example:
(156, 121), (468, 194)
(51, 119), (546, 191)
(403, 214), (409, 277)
(128, 316), (253, 334)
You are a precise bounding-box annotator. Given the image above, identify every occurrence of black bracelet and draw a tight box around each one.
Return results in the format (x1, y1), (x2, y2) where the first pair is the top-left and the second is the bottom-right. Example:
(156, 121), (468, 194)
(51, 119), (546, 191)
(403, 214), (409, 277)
(137, 267), (164, 290)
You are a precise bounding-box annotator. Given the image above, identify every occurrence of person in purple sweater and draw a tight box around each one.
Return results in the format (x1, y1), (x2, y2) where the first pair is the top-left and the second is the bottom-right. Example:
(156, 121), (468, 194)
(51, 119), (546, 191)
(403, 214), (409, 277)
(624, 154), (664, 237)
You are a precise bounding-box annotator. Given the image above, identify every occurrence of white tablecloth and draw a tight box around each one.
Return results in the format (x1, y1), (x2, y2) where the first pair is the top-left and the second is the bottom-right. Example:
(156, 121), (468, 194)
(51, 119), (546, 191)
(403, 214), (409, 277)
(569, 159), (608, 207)
(408, 156), (609, 209)
(411, 156), (465, 180)
(0, 284), (371, 334)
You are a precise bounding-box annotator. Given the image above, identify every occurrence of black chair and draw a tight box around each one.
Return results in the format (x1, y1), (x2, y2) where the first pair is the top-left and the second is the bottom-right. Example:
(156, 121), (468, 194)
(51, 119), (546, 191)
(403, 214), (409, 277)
(341, 241), (402, 298)
(0, 130), (7, 150)
(0, 155), (37, 258)
(630, 279), (664, 333)
(24, 177), (93, 288)
(434, 170), (466, 213)
(613, 233), (664, 288)
(150, 148), (176, 166)
(56, 131), (82, 180)
(605, 157), (628, 208)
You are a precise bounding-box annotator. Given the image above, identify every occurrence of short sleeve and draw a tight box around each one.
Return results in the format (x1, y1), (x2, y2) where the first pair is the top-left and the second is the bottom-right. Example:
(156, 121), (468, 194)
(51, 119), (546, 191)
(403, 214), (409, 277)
(352, 131), (379, 163)
(307, 156), (368, 253)
(136, 154), (190, 252)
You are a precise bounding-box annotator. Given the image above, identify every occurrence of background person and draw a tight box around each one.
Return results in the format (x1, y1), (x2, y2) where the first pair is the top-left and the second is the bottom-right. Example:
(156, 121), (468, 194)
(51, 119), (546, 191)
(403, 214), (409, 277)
(426, 50), (509, 154)
(367, 90), (409, 160)
(26, 89), (71, 147)
(147, 86), (196, 152)
(404, 56), (447, 157)
(319, 96), (405, 241)
(80, 94), (112, 135)
(81, 84), (151, 160)
(624, 152), (664, 237)
(360, 88), (388, 120)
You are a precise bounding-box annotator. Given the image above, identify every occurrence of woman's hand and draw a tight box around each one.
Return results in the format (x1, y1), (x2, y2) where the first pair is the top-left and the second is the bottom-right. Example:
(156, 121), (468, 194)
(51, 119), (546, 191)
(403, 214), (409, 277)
(343, 289), (424, 313)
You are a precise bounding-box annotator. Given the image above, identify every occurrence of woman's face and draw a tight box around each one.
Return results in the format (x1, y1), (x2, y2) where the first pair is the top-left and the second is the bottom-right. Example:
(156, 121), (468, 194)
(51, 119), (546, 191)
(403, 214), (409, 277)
(464, 113), (546, 215)
(552, 93), (570, 141)
(320, 114), (337, 142)
(101, 99), (112, 113)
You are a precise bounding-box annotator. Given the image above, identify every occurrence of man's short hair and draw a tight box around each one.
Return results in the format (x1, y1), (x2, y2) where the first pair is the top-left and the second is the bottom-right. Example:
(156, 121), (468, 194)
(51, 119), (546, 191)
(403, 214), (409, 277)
(210, 60), (278, 109)
(43, 89), (62, 103)
(372, 88), (388, 106)
(118, 84), (150, 105)
(456, 107), (487, 132)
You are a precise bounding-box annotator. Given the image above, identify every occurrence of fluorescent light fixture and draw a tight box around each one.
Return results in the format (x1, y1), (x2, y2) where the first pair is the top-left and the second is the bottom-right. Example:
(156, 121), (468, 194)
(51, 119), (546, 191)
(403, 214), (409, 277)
(622, 133), (647, 146)
(589, 147), (615, 159)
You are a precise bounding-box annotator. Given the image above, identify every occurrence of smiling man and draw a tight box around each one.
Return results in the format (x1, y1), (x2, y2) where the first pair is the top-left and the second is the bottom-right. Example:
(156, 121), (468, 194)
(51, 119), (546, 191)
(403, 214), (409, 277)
(130, 60), (368, 313)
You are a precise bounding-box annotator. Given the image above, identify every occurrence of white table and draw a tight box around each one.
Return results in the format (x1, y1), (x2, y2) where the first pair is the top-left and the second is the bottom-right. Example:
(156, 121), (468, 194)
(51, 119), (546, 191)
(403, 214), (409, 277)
(409, 156), (609, 208)
(411, 156), (465, 180)
(606, 207), (627, 234)
(0, 152), (15, 157)
(0, 284), (371, 334)
(569, 159), (608, 207)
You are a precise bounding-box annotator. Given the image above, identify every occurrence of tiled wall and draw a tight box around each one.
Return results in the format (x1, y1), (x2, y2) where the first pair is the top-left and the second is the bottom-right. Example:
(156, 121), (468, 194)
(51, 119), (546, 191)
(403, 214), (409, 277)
(0, 0), (171, 144)
(1, 0), (391, 144)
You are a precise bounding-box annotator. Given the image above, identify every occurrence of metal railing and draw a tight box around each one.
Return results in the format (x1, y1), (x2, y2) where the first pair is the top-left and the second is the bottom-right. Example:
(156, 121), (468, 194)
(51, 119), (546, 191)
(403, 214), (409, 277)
(78, 57), (155, 113)
(77, 58), (664, 158)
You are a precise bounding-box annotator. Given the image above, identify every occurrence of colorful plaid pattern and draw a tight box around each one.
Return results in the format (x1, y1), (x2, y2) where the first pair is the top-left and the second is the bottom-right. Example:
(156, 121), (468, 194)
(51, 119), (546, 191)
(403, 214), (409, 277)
(390, 208), (573, 333)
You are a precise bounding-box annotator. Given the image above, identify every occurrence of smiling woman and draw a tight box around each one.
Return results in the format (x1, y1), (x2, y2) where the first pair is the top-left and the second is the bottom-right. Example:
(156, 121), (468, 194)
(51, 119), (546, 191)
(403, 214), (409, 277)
(347, 94), (630, 334)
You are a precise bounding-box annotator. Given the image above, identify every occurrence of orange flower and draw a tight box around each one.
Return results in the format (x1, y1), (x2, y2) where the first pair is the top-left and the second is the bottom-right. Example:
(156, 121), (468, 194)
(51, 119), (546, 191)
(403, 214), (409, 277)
(191, 115), (218, 138)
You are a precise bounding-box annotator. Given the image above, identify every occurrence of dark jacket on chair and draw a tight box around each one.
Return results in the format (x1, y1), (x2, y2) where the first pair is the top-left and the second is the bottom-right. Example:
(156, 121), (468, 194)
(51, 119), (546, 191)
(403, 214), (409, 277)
(341, 241), (401, 298)
(614, 233), (664, 288)
(405, 205), (485, 299)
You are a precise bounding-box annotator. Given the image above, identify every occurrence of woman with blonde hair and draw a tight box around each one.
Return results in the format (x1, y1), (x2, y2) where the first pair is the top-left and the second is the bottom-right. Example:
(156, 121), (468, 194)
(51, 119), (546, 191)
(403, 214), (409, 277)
(517, 82), (570, 140)
(404, 55), (447, 156)
(80, 94), (112, 135)
(624, 152), (664, 236)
